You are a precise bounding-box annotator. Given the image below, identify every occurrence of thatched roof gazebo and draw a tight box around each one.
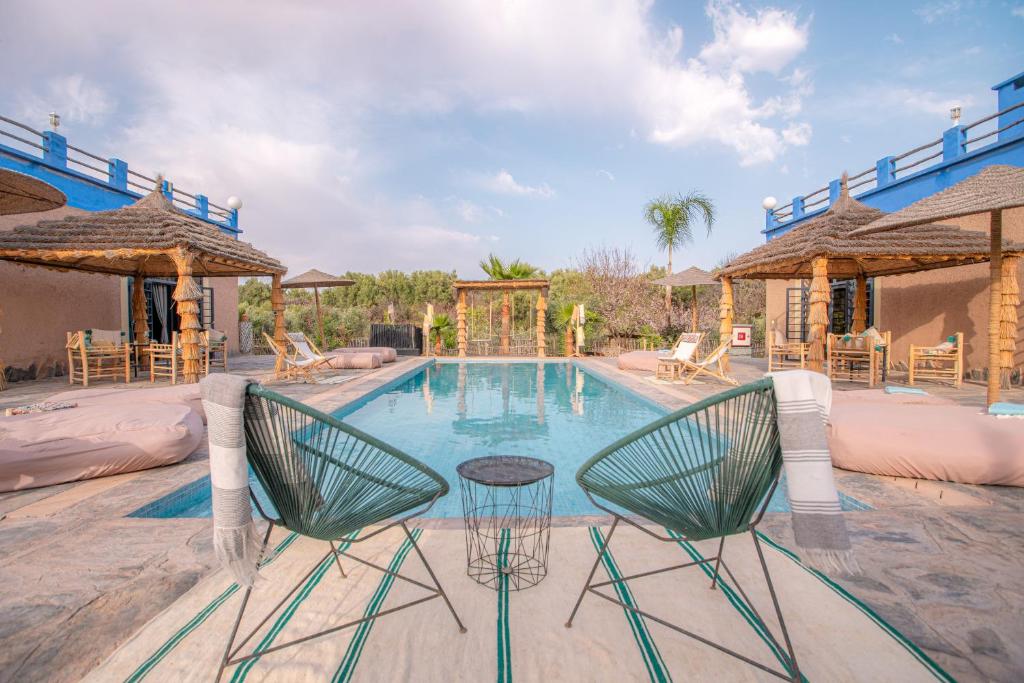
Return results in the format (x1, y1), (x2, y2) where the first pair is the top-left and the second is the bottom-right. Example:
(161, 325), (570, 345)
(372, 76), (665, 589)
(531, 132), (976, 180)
(282, 269), (355, 347)
(0, 179), (286, 383)
(719, 174), (1024, 373)
(852, 165), (1024, 403)
(0, 169), (66, 215)
(651, 266), (719, 332)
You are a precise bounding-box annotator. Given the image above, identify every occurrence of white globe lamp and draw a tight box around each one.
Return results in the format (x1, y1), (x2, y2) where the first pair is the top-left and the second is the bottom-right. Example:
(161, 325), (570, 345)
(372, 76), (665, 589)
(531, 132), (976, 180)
(226, 196), (243, 211)
(762, 196), (778, 211)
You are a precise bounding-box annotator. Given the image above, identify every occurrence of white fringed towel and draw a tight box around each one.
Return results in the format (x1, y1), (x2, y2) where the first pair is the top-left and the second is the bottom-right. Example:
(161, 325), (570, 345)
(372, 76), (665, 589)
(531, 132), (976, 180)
(768, 370), (860, 576)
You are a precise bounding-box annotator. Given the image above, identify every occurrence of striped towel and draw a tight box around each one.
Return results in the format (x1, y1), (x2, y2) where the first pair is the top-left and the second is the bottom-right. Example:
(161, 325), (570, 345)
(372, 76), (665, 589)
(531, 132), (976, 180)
(201, 374), (264, 587)
(769, 370), (860, 576)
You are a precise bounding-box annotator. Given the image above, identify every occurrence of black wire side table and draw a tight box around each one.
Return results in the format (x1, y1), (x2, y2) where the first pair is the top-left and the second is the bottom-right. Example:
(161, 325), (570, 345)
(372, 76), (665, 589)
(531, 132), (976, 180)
(457, 456), (554, 591)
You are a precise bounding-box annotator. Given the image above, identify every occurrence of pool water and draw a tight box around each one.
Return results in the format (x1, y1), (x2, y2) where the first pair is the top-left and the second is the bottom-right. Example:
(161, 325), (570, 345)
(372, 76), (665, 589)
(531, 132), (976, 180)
(129, 362), (869, 519)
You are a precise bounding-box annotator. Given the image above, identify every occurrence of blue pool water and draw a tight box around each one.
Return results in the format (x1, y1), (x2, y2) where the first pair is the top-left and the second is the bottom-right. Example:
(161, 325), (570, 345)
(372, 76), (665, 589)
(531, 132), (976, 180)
(129, 362), (870, 519)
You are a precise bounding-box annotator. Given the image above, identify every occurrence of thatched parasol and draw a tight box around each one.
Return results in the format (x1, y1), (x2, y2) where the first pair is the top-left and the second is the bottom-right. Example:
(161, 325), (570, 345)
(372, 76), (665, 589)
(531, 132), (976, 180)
(852, 165), (1024, 403)
(0, 169), (66, 215)
(281, 268), (354, 347)
(0, 179), (286, 383)
(720, 173), (1024, 373)
(651, 266), (720, 332)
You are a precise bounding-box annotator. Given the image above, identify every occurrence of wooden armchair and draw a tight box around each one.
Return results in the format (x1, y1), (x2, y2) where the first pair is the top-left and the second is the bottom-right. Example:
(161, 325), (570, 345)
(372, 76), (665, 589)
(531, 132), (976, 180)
(203, 329), (229, 371)
(767, 328), (808, 372)
(909, 332), (963, 387)
(150, 332), (210, 384)
(827, 328), (891, 387)
(66, 329), (131, 386)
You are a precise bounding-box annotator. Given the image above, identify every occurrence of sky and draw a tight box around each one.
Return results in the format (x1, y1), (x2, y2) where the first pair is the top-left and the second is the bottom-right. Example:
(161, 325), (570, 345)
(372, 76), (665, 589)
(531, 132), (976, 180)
(2, 1), (1022, 278)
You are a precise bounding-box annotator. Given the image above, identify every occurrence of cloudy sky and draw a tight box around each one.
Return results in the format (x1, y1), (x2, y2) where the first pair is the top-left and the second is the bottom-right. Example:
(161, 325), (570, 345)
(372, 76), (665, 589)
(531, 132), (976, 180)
(2, 1), (1022, 277)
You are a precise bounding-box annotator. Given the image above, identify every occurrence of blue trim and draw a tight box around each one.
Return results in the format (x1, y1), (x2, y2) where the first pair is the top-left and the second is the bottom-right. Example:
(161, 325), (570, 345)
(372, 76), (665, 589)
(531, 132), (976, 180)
(992, 71), (1024, 91)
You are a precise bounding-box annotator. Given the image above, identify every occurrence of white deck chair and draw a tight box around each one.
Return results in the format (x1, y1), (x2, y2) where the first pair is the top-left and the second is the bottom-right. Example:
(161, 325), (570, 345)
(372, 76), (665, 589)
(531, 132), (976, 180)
(678, 339), (738, 385)
(265, 333), (330, 382)
(655, 332), (703, 380)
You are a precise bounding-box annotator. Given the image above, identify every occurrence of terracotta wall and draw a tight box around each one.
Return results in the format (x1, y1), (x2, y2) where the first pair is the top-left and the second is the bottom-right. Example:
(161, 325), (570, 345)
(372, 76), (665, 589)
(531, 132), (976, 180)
(208, 276), (240, 354)
(762, 207), (1024, 375)
(0, 206), (122, 377)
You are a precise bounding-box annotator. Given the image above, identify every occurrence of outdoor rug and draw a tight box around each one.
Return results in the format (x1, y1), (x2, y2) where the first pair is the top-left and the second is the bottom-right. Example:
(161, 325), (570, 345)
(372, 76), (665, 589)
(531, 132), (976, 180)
(88, 525), (952, 682)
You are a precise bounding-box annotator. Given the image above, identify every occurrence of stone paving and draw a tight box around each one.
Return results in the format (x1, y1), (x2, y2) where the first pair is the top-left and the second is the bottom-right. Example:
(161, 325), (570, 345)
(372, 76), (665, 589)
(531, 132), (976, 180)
(0, 354), (1020, 681)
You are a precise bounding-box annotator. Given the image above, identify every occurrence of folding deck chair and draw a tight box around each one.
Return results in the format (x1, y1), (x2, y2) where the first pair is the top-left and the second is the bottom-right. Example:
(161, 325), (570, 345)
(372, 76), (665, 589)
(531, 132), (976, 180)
(678, 339), (737, 385)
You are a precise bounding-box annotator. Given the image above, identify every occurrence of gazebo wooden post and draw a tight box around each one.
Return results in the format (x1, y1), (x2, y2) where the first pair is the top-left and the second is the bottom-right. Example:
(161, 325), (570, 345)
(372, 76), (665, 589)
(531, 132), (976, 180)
(170, 248), (203, 384)
(132, 272), (149, 348)
(535, 288), (547, 358)
(852, 273), (867, 334)
(271, 274), (287, 375)
(690, 285), (699, 332)
(457, 288), (468, 357)
(999, 253), (1019, 389)
(987, 211), (1003, 404)
(501, 290), (511, 355)
(808, 257), (830, 373)
(719, 276), (733, 372)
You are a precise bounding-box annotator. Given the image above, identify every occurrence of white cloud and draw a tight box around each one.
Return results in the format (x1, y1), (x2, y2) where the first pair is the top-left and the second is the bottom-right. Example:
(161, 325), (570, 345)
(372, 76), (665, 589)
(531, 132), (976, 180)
(19, 75), (115, 126)
(885, 33), (903, 44)
(700, 1), (810, 74)
(481, 170), (555, 198)
(914, 1), (964, 23)
(596, 169), (616, 181)
(1013, 5), (1024, 18)
(781, 122), (812, 146)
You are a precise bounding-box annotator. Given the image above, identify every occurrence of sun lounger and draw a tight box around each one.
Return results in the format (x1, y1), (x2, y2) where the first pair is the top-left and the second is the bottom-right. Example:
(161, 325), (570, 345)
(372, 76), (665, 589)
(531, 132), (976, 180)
(654, 332), (703, 380)
(677, 339), (737, 385)
(0, 403), (202, 492)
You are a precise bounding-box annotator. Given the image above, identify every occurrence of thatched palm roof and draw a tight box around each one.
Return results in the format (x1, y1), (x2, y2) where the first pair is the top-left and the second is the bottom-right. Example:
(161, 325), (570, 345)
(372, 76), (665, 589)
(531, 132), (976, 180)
(281, 268), (354, 289)
(719, 175), (1024, 280)
(651, 266), (719, 287)
(0, 182), (284, 277)
(0, 169), (66, 215)
(853, 165), (1024, 235)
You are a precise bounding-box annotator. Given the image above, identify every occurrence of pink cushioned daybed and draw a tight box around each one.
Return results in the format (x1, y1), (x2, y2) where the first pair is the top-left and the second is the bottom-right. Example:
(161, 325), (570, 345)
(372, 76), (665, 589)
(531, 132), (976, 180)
(331, 347), (397, 362)
(0, 403), (203, 492)
(48, 383), (206, 423)
(617, 351), (665, 373)
(326, 352), (382, 370)
(829, 394), (1024, 487)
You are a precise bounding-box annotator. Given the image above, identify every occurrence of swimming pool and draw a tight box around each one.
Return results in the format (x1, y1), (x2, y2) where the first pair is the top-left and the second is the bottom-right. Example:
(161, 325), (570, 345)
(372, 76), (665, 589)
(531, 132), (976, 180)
(129, 362), (869, 519)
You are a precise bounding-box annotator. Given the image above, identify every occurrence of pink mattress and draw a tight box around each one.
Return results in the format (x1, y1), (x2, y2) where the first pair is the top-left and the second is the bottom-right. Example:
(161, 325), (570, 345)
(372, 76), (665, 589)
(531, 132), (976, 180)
(325, 352), (382, 369)
(0, 403), (203, 492)
(832, 389), (956, 407)
(829, 401), (1024, 487)
(617, 351), (666, 372)
(331, 347), (397, 362)
(48, 383), (206, 423)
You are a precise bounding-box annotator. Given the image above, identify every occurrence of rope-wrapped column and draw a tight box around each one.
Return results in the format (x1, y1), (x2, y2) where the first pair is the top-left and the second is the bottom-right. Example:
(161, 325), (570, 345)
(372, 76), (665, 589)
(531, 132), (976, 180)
(170, 249), (203, 384)
(808, 257), (830, 373)
(457, 288), (468, 357)
(987, 211), (1003, 405)
(718, 276), (733, 373)
(535, 289), (547, 358)
(500, 290), (511, 355)
(999, 254), (1019, 389)
(132, 274), (149, 347)
(271, 274), (287, 375)
(852, 273), (867, 334)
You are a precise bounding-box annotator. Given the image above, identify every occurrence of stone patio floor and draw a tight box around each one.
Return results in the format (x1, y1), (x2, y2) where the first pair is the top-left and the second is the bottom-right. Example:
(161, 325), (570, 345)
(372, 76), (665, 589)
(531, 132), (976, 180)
(0, 354), (1021, 681)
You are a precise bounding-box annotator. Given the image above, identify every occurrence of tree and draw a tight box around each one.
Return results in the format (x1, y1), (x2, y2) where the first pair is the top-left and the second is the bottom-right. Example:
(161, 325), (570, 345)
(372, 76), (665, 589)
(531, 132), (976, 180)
(645, 191), (715, 329)
(429, 313), (453, 354)
(554, 302), (576, 357)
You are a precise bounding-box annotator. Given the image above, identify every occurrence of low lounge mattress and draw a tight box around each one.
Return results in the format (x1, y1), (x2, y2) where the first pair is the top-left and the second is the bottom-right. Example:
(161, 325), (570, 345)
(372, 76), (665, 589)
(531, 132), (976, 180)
(48, 383), (206, 423)
(829, 401), (1024, 487)
(617, 351), (667, 373)
(0, 403), (202, 492)
(326, 352), (382, 369)
(331, 347), (397, 362)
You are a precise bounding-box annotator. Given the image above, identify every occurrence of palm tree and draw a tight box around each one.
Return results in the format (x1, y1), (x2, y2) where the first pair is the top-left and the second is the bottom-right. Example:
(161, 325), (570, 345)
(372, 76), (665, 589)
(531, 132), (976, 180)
(645, 191), (715, 329)
(429, 314), (452, 355)
(479, 254), (540, 354)
(555, 302), (576, 357)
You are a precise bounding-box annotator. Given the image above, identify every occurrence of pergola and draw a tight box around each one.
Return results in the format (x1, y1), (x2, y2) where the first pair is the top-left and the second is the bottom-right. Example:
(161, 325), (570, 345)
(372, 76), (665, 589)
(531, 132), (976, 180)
(452, 279), (550, 357)
(651, 266), (720, 332)
(0, 181), (286, 383)
(718, 175), (1024, 373)
(281, 268), (354, 348)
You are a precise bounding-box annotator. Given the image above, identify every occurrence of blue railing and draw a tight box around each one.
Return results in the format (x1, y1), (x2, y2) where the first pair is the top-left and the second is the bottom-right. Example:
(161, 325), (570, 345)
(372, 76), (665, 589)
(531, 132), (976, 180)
(0, 114), (239, 231)
(765, 77), (1024, 233)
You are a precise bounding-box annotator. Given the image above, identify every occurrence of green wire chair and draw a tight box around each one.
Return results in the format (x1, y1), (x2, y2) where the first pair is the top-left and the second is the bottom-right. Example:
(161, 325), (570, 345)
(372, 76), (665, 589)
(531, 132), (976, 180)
(217, 385), (465, 681)
(565, 378), (801, 681)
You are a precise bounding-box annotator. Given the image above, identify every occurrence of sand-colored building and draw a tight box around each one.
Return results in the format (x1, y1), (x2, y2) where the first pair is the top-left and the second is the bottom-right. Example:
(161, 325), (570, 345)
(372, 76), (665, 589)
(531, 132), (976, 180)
(761, 71), (1024, 379)
(0, 118), (241, 380)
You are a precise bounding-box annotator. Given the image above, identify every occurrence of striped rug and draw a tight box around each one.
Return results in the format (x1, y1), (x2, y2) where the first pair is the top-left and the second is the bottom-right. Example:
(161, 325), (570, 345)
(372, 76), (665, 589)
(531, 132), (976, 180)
(89, 525), (952, 682)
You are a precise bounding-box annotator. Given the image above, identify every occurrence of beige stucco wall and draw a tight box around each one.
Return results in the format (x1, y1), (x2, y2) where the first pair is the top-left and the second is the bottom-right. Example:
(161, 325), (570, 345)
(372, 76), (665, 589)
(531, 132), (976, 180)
(762, 206), (1024, 376)
(208, 276), (240, 354)
(0, 206), (122, 376)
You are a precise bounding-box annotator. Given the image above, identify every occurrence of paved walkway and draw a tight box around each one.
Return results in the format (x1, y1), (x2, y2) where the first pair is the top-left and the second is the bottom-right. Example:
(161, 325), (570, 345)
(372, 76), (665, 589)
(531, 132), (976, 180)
(0, 355), (1020, 681)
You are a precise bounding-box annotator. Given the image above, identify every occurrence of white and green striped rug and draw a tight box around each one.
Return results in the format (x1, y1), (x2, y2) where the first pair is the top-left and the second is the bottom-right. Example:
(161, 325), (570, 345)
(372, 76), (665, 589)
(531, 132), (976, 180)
(88, 525), (952, 682)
